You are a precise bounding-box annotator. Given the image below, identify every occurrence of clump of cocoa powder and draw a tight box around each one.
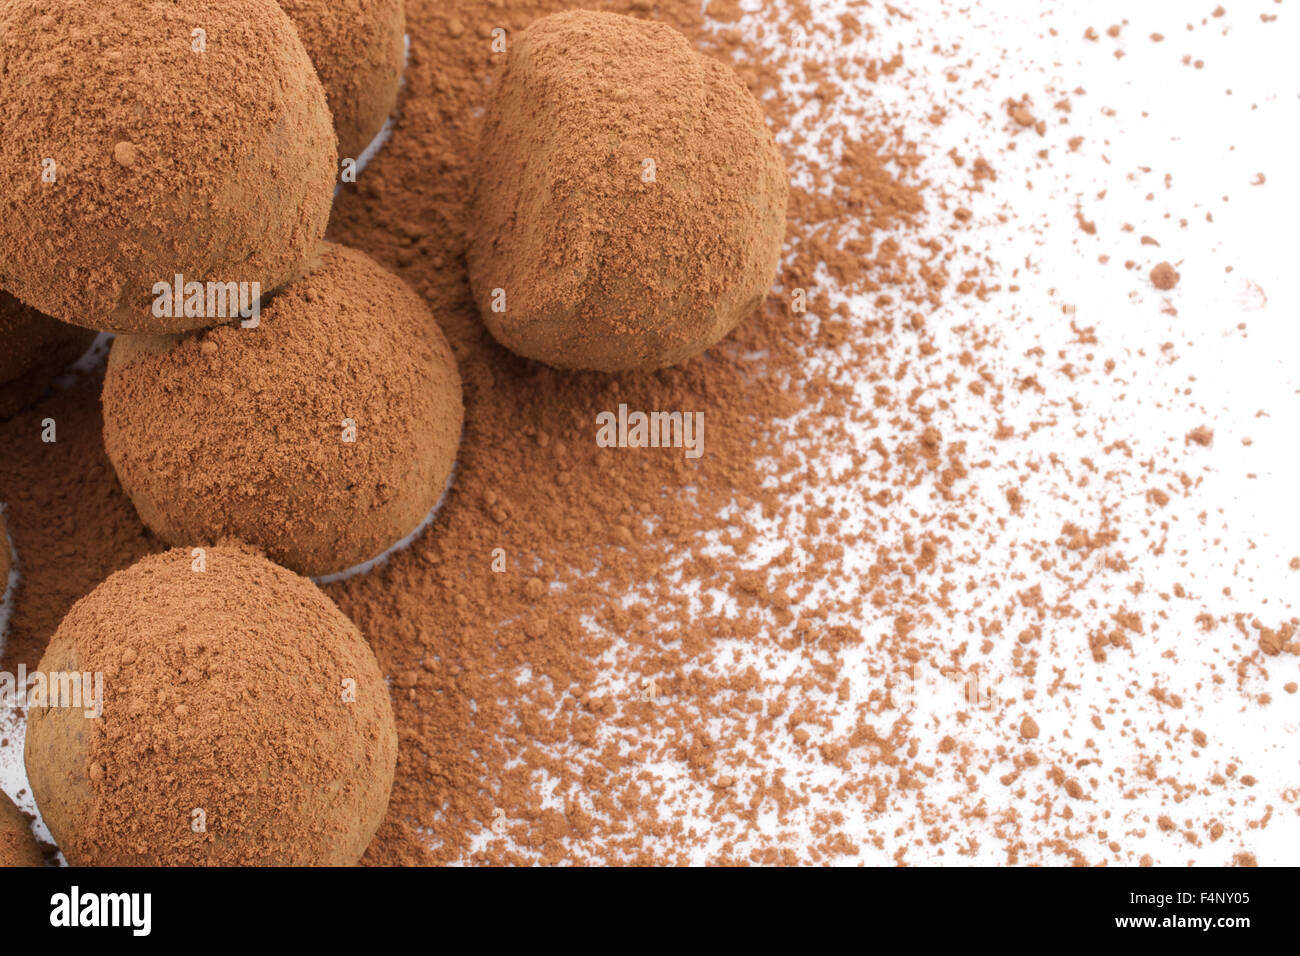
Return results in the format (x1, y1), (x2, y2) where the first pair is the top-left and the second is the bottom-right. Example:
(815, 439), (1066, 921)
(1151, 261), (1180, 290)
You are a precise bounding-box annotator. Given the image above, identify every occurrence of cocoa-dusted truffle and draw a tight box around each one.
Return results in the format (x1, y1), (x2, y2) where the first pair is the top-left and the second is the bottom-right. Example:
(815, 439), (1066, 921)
(0, 789), (42, 867)
(103, 243), (463, 577)
(0, 0), (336, 335)
(24, 545), (397, 866)
(467, 10), (789, 372)
(279, 0), (406, 160)
(0, 293), (96, 420)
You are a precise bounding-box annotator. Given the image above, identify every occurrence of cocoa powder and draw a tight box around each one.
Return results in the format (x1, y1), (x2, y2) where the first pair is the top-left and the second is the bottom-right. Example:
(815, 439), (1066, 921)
(1151, 261), (1180, 290)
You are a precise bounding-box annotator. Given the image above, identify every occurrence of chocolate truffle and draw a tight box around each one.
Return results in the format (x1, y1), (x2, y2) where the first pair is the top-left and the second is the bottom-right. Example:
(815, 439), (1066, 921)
(0, 789), (42, 867)
(467, 10), (789, 372)
(24, 545), (397, 866)
(0, 293), (96, 420)
(279, 0), (406, 160)
(102, 243), (463, 577)
(0, 0), (336, 335)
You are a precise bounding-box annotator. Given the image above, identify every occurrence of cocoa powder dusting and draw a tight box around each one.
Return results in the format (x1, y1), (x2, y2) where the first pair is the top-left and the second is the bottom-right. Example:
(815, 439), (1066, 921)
(0, 0), (1295, 867)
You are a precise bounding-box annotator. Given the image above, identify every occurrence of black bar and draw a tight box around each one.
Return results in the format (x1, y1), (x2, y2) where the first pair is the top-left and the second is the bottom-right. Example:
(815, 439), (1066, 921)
(0, 865), (1283, 942)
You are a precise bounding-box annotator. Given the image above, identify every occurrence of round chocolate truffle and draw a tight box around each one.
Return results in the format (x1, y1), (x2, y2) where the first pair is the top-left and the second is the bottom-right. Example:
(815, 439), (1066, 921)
(0, 789), (42, 867)
(278, 0), (406, 160)
(102, 242), (463, 577)
(0, 0), (337, 335)
(24, 545), (397, 866)
(0, 292), (96, 420)
(467, 10), (789, 372)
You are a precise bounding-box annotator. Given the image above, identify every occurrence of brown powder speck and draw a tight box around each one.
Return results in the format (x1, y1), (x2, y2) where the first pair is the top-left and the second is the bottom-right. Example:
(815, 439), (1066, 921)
(1151, 261), (1180, 290)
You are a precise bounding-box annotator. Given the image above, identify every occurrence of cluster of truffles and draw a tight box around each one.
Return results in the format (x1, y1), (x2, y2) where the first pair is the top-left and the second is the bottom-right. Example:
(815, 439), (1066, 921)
(0, 0), (440, 866)
(2, 4), (788, 867)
